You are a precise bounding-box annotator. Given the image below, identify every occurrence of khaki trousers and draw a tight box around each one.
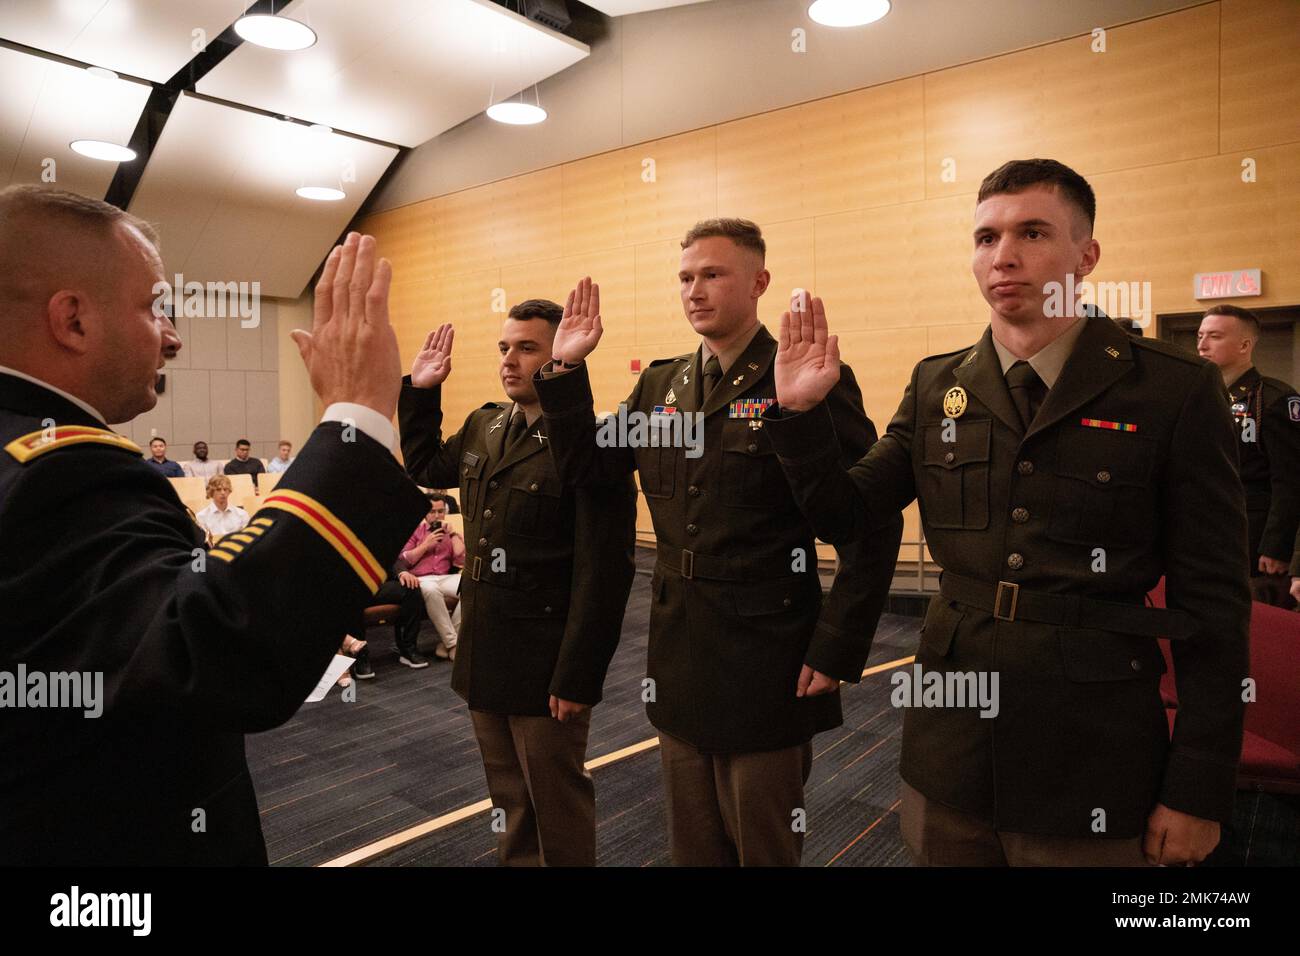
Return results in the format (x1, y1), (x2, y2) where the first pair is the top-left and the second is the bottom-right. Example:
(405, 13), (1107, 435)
(900, 780), (1150, 866)
(470, 709), (595, 866)
(657, 730), (812, 866)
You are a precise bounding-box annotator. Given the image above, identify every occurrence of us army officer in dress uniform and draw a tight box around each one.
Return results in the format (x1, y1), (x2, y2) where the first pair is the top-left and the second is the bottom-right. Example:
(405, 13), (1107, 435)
(766, 160), (1250, 866)
(534, 220), (902, 866)
(1197, 303), (1300, 609)
(399, 300), (636, 866)
(0, 187), (427, 865)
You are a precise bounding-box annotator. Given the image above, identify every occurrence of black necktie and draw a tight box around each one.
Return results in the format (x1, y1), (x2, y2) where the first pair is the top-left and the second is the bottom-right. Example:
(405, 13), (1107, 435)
(1006, 360), (1047, 429)
(505, 410), (528, 451)
(702, 355), (722, 399)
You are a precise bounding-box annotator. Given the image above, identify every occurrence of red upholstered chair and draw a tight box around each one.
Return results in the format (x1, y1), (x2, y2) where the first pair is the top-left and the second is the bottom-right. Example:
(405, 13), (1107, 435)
(1149, 578), (1300, 794)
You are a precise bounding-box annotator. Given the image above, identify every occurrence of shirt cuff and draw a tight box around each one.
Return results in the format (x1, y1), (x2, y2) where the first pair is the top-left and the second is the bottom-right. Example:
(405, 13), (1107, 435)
(320, 403), (396, 454)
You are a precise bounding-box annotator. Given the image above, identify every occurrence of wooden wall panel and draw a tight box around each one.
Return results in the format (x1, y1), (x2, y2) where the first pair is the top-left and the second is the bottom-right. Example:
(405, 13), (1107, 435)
(1220, 0), (1300, 151)
(924, 3), (1220, 198)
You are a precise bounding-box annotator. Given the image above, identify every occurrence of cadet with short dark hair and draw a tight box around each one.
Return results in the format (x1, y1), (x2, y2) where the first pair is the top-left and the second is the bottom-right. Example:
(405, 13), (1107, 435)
(1197, 303), (1300, 609)
(767, 158), (1250, 866)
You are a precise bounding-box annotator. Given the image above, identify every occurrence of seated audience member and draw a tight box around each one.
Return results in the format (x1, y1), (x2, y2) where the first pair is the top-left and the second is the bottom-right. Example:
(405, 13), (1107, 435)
(223, 438), (265, 488)
(195, 475), (249, 544)
(348, 570), (430, 677)
(145, 437), (183, 477)
(267, 440), (295, 473)
(183, 440), (221, 479)
(430, 488), (460, 514)
(398, 493), (463, 661)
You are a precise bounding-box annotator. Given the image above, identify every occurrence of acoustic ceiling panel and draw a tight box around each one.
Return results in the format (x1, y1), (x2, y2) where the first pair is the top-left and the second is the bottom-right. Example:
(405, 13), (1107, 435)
(0, 44), (151, 196)
(128, 93), (399, 299)
(0, 0), (244, 82)
(197, 0), (589, 147)
(583, 0), (714, 15)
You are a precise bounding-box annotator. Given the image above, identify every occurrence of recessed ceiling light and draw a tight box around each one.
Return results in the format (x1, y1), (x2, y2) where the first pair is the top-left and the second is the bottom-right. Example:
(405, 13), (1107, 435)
(486, 102), (547, 125)
(296, 186), (345, 201)
(234, 15), (317, 52)
(70, 140), (136, 162)
(808, 0), (891, 27)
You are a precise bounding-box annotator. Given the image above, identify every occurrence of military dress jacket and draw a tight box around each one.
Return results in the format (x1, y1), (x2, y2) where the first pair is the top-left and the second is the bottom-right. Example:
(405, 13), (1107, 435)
(398, 377), (636, 716)
(0, 373), (427, 865)
(1225, 367), (1300, 564)
(534, 324), (903, 754)
(765, 314), (1251, 838)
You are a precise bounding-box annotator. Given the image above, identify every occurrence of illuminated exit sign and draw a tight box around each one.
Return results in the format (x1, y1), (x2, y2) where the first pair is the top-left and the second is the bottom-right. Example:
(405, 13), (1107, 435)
(1194, 269), (1261, 299)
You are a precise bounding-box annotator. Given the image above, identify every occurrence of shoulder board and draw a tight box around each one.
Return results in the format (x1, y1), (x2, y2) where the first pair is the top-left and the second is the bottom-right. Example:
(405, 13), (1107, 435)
(647, 354), (692, 368)
(4, 425), (141, 464)
(920, 343), (978, 367)
(1128, 336), (1204, 366)
(479, 401), (506, 411)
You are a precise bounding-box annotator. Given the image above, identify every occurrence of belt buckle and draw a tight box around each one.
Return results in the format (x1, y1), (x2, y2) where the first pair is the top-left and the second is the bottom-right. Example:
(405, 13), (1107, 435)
(993, 581), (1019, 621)
(471, 556), (482, 582)
(681, 549), (694, 580)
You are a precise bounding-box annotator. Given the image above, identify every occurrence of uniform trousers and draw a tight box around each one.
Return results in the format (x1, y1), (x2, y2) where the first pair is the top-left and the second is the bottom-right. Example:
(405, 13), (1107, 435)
(900, 780), (1150, 866)
(469, 708), (595, 866)
(657, 729), (812, 866)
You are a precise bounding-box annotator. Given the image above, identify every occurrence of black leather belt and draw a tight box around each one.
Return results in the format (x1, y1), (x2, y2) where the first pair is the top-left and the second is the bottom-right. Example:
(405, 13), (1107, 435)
(655, 543), (790, 582)
(939, 571), (1193, 640)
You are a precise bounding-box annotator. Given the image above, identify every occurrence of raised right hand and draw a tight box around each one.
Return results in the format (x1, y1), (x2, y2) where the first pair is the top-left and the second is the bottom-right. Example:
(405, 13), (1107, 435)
(411, 323), (453, 389)
(290, 232), (401, 419)
(551, 276), (603, 366)
(775, 290), (841, 412)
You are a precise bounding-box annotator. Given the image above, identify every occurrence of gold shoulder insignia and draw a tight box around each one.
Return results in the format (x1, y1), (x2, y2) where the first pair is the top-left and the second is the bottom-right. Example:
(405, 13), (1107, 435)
(4, 426), (141, 464)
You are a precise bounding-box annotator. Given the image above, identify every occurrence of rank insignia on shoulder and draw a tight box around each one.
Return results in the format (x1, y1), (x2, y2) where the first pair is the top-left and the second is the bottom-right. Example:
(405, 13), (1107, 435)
(729, 398), (775, 418)
(1288, 396), (1300, 422)
(1081, 417), (1138, 432)
(942, 386), (967, 419)
(4, 425), (141, 463)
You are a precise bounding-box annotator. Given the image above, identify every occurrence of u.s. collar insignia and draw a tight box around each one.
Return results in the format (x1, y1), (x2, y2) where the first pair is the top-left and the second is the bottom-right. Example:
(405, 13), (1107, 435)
(1105, 346), (1120, 358)
(665, 387), (676, 405)
(942, 386), (968, 419)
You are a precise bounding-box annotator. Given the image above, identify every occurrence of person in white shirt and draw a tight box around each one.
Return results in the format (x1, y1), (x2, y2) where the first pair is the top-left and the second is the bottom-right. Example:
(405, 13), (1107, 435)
(183, 440), (222, 480)
(266, 440), (294, 474)
(194, 474), (249, 545)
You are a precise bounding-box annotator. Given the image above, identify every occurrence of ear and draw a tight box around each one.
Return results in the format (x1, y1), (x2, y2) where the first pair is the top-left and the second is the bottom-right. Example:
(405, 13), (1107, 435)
(45, 289), (92, 355)
(752, 267), (771, 298)
(1074, 237), (1101, 280)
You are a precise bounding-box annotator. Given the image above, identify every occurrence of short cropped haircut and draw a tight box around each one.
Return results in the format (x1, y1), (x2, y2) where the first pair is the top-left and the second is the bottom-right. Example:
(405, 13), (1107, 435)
(977, 159), (1096, 235)
(149, 437), (166, 445)
(681, 218), (766, 260)
(508, 299), (563, 326)
(1202, 303), (1260, 337)
(0, 184), (159, 249)
(235, 439), (251, 448)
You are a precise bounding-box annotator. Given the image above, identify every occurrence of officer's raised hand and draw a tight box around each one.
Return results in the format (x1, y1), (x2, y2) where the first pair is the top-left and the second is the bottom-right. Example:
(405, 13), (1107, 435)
(550, 276), (603, 367)
(290, 232), (402, 419)
(775, 291), (841, 413)
(411, 322), (454, 388)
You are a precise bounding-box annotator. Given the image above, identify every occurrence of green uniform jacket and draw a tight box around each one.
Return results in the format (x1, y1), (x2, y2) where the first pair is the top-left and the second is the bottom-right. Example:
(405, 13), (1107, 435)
(764, 314), (1251, 837)
(399, 377), (636, 716)
(534, 324), (903, 754)
(0, 373), (428, 864)
(1226, 367), (1300, 565)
